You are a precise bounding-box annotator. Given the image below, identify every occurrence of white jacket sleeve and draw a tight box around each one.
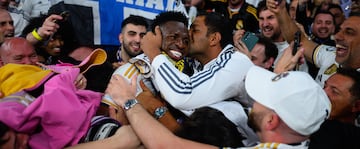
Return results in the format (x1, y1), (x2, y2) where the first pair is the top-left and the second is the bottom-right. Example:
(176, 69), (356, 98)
(151, 46), (254, 110)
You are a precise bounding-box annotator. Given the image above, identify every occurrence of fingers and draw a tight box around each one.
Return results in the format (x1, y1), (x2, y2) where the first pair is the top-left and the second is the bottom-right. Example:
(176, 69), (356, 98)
(108, 106), (117, 119)
(75, 75), (87, 89)
(294, 48), (305, 64)
(37, 14), (62, 38)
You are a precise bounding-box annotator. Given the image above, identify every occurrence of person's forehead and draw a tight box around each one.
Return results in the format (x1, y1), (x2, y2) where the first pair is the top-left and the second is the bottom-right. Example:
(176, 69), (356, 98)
(193, 16), (206, 25)
(0, 10), (11, 21)
(342, 17), (360, 29)
(162, 21), (187, 31)
(259, 9), (275, 18)
(122, 23), (146, 32)
(315, 13), (333, 20)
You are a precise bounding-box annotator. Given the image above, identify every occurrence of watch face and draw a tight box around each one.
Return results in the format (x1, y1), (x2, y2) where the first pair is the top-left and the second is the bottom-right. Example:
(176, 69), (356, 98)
(154, 106), (168, 119)
(124, 99), (138, 110)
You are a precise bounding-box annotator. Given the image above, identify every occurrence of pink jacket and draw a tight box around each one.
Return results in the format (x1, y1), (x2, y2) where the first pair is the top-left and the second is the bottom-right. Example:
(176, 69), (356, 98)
(0, 68), (102, 149)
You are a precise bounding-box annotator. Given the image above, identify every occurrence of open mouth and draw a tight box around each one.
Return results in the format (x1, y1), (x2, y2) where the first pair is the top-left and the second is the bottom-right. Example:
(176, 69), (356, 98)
(169, 50), (183, 60)
(336, 44), (348, 57)
(130, 44), (141, 51)
(4, 32), (14, 38)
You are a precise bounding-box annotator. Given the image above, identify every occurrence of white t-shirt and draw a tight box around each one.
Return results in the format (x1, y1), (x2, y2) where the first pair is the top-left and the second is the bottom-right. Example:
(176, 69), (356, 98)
(20, 0), (51, 19)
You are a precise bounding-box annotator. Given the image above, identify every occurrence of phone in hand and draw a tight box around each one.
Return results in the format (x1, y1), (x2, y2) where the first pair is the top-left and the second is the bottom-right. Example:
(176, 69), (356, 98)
(56, 11), (70, 23)
(292, 31), (301, 56)
(241, 32), (259, 51)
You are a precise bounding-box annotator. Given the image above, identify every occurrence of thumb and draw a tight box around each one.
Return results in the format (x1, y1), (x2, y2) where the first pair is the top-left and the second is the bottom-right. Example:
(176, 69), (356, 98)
(154, 26), (162, 36)
(293, 47), (305, 62)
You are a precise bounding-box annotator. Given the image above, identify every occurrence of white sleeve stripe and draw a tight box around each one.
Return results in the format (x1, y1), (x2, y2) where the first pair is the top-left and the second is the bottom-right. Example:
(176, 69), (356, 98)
(158, 64), (193, 94)
(157, 48), (234, 94)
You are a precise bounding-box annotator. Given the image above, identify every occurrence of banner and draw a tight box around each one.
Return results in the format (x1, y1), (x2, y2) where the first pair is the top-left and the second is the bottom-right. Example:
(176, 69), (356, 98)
(51, 0), (187, 46)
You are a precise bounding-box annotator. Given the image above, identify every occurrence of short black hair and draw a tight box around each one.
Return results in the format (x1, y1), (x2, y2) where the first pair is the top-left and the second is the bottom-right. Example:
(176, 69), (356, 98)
(257, 36), (278, 63)
(121, 15), (149, 31)
(336, 68), (360, 99)
(256, 0), (267, 18)
(175, 107), (245, 147)
(314, 10), (336, 25)
(328, 3), (343, 13)
(151, 11), (188, 33)
(197, 12), (232, 49)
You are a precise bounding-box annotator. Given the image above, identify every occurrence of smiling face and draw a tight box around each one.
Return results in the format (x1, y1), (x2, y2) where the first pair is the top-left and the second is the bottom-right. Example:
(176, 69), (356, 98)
(258, 9), (282, 42)
(0, 38), (38, 65)
(334, 16), (360, 68)
(324, 73), (356, 119)
(42, 35), (64, 56)
(0, 9), (14, 39)
(311, 13), (335, 39)
(119, 24), (147, 58)
(160, 21), (189, 61)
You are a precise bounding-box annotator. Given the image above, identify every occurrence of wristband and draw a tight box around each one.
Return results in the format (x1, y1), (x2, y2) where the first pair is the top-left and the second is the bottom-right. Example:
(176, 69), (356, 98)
(31, 28), (43, 41)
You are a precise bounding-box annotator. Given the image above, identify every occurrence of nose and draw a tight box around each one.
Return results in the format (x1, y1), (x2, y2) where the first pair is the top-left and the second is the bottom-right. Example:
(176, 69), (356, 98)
(261, 19), (269, 27)
(21, 57), (33, 65)
(5, 22), (14, 31)
(334, 29), (343, 42)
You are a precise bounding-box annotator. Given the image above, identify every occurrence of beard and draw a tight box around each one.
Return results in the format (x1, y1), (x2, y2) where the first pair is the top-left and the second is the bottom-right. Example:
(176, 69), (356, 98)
(123, 44), (142, 58)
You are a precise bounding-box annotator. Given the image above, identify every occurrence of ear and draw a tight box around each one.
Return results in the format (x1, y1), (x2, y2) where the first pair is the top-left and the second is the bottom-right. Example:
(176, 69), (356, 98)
(119, 33), (123, 44)
(264, 57), (275, 70)
(352, 100), (360, 113)
(264, 113), (280, 131)
(209, 32), (221, 47)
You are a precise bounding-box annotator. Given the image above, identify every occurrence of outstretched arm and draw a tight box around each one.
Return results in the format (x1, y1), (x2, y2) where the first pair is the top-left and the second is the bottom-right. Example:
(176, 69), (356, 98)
(26, 14), (62, 45)
(106, 75), (217, 149)
(267, 0), (318, 63)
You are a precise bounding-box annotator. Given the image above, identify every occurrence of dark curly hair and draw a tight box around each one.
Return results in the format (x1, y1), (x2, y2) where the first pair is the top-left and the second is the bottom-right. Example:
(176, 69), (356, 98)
(151, 11), (188, 33)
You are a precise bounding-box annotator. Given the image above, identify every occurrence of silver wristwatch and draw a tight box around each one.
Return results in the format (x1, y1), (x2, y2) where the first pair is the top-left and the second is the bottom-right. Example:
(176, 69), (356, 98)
(154, 106), (168, 119)
(123, 99), (139, 111)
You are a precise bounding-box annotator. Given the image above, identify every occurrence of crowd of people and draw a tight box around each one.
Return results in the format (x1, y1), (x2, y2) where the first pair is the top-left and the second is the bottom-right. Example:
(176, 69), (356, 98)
(1, 0), (360, 148)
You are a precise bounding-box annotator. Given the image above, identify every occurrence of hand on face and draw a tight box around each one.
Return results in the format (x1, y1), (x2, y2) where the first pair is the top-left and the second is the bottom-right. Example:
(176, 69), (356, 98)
(141, 26), (162, 62)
